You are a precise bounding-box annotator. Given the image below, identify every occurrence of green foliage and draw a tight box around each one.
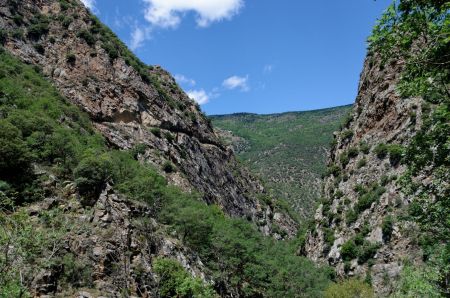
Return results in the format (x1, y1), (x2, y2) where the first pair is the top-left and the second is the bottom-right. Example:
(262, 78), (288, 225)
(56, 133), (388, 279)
(387, 144), (404, 166)
(324, 279), (374, 298)
(341, 130), (354, 141)
(0, 50), (333, 296)
(27, 14), (50, 40)
(162, 160), (176, 173)
(381, 215), (394, 242)
(391, 264), (441, 298)
(153, 258), (215, 298)
(340, 151), (350, 167)
(369, 1), (449, 293)
(77, 29), (96, 46)
(323, 228), (336, 248)
(341, 240), (358, 261)
(73, 153), (112, 198)
(130, 143), (147, 159)
(0, 120), (33, 184)
(347, 147), (359, 158)
(373, 143), (388, 159)
(150, 127), (162, 137)
(357, 158), (367, 169)
(66, 53), (76, 64)
(345, 209), (358, 225)
(359, 141), (371, 154)
(211, 106), (352, 219)
(354, 184), (385, 214)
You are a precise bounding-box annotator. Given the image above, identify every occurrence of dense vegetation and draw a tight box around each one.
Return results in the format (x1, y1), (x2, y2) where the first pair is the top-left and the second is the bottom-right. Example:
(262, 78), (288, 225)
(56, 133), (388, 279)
(0, 49), (334, 296)
(368, 0), (449, 296)
(211, 106), (351, 221)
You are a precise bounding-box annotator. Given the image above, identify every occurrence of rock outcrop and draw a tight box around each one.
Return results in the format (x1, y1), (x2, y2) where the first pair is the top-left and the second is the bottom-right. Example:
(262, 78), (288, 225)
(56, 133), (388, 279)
(303, 54), (428, 295)
(0, 0), (296, 236)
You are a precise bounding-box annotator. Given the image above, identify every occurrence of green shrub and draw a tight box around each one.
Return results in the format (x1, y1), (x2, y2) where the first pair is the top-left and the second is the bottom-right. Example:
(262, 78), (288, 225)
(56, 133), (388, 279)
(357, 158), (367, 169)
(359, 141), (371, 154)
(381, 215), (394, 242)
(341, 130), (354, 141)
(357, 242), (380, 264)
(346, 209), (358, 225)
(153, 258), (215, 298)
(74, 153), (112, 198)
(373, 143), (388, 159)
(77, 29), (96, 46)
(164, 132), (175, 143)
(61, 16), (73, 28)
(340, 152), (349, 167)
(326, 164), (341, 177)
(324, 279), (374, 298)
(347, 147), (359, 158)
(354, 184), (385, 214)
(341, 240), (358, 261)
(27, 15), (50, 40)
(131, 143), (147, 159)
(388, 144), (404, 166)
(323, 228), (335, 248)
(0, 120), (33, 184)
(150, 127), (161, 137)
(66, 53), (76, 65)
(102, 42), (119, 61)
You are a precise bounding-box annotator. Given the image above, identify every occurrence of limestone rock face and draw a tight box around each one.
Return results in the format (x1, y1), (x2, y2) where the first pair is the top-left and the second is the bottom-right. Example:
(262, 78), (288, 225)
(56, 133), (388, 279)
(0, 0), (296, 236)
(304, 55), (425, 295)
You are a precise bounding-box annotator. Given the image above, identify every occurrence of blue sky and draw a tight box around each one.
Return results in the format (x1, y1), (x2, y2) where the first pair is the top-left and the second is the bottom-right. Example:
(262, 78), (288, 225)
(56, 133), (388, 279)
(83, 0), (392, 115)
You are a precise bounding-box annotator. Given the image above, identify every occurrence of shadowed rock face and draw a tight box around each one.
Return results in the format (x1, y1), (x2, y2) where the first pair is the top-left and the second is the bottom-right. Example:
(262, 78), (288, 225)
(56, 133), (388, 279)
(0, 0), (297, 236)
(304, 54), (425, 295)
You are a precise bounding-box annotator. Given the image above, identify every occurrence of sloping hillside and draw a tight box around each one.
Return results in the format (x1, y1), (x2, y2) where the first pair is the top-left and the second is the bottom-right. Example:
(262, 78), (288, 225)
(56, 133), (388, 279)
(0, 0), (297, 236)
(211, 106), (352, 221)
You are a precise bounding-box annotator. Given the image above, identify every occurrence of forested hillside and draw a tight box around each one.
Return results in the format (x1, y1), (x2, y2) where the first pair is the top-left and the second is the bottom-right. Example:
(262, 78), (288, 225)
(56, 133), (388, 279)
(211, 106), (352, 221)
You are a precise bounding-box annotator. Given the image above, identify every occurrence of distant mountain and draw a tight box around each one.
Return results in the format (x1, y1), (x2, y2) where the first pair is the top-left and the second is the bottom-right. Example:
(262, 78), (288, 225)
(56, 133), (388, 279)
(211, 105), (352, 221)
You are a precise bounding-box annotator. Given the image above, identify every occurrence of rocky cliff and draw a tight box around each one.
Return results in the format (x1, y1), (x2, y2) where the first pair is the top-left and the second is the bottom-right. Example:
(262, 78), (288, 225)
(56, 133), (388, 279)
(0, 0), (296, 236)
(303, 1), (449, 295)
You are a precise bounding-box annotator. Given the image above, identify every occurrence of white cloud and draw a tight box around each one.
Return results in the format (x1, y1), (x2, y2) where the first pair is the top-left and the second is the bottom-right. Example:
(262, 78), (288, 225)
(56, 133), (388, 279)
(80, 0), (96, 10)
(175, 74), (196, 86)
(222, 75), (249, 92)
(187, 89), (210, 105)
(129, 26), (152, 51)
(142, 0), (244, 28)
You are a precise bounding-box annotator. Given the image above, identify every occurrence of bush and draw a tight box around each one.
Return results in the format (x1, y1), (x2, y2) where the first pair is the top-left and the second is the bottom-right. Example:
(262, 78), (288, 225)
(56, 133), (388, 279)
(388, 144), (404, 166)
(102, 42), (119, 61)
(357, 158), (367, 169)
(346, 209), (358, 225)
(0, 120), (33, 184)
(33, 43), (45, 54)
(340, 152), (349, 167)
(77, 29), (96, 46)
(354, 184), (385, 213)
(382, 215), (394, 242)
(347, 147), (359, 158)
(373, 143), (388, 159)
(66, 53), (76, 65)
(27, 15), (50, 40)
(61, 16), (73, 28)
(359, 141), (371, 154)
(153, 258), (215, 298)
(357, 242), (380, 264)
(74, 153), (112, 198)
(341, 240), (358, 261)
(326, 164), (341, 177)
(150, 127), (161, 137)
(323, 228), (335, 248)
(341, 130), (354, 141)
(324, 279), (374, 298)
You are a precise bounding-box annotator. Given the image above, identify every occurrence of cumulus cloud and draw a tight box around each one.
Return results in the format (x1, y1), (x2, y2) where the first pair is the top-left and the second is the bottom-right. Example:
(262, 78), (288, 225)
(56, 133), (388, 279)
(222, 75), (249, 92)
(175, 74), (196, 86)
(187, 89), (210, 105)
(129, 26), (152, 51)
(142, 0), (244, 28)
(80, 0), (96, 10)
